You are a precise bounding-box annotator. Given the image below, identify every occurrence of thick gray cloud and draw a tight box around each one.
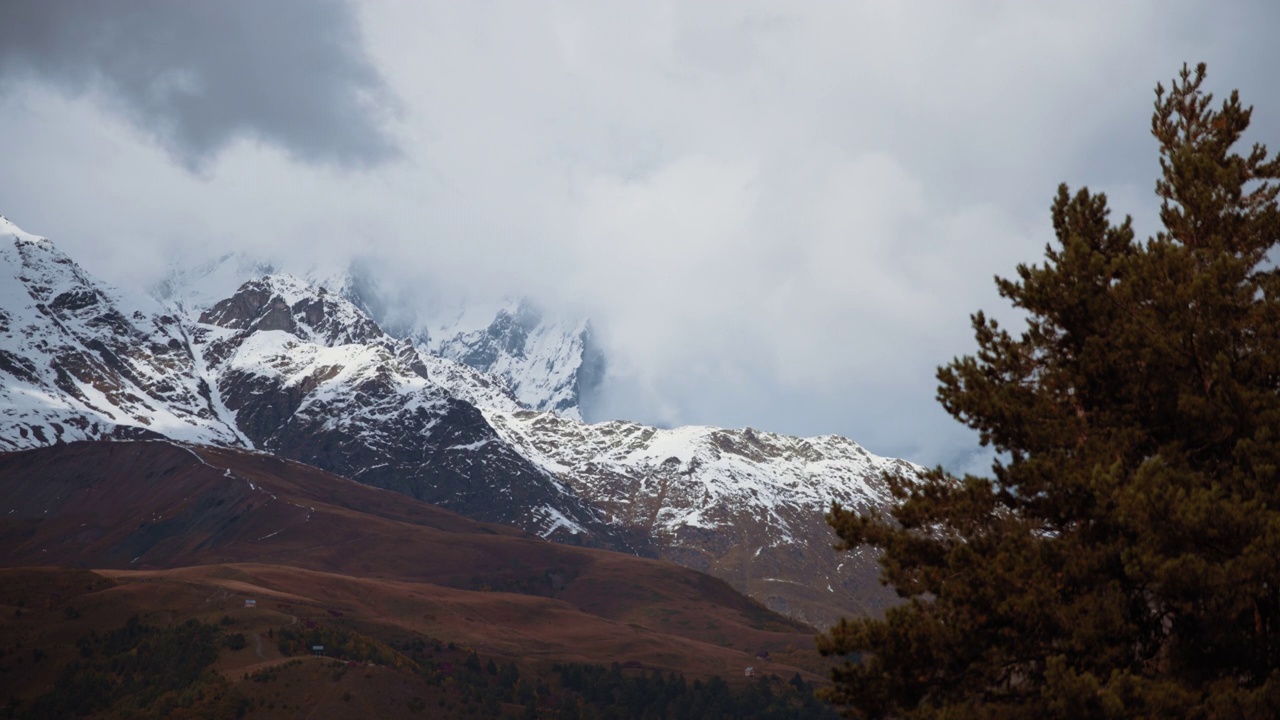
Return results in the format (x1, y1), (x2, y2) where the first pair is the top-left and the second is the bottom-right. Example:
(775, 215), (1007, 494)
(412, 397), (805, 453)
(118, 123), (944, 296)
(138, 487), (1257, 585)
(2, 1), (1278, 472)
(0, 0), (398, 170)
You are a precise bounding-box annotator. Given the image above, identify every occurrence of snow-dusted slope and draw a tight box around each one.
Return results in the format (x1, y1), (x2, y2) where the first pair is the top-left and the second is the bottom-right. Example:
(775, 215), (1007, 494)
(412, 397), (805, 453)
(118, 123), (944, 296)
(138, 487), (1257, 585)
(483, 409), (921, 627)
(415, 299), (606, 421)
(0, 216), (242, 449)
(417, 352), (524, 413)
(336, 268), (607, 421)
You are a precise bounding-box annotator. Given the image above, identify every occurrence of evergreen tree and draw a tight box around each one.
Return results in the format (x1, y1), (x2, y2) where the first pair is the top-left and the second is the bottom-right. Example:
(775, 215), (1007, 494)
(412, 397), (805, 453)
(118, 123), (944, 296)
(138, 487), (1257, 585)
(820, 63), (1280, 719)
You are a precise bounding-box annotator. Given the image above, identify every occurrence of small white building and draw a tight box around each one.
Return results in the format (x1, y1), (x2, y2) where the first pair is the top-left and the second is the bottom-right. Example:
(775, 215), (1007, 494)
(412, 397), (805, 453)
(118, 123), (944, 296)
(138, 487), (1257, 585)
(244, 599), (257, 608)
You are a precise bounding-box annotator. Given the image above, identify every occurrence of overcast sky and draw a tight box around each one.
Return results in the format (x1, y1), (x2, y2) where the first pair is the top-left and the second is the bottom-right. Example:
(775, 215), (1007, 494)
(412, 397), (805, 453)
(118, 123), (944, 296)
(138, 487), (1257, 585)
(2, 1), (1277, 471)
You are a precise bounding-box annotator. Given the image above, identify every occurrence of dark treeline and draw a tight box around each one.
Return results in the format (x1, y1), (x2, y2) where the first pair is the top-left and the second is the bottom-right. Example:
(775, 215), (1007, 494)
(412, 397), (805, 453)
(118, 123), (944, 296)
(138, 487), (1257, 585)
(551, 662), (840, 720)
(12, 616), (839, 719)
(385, 633), (841, 718)
(19, 617), (247, 719)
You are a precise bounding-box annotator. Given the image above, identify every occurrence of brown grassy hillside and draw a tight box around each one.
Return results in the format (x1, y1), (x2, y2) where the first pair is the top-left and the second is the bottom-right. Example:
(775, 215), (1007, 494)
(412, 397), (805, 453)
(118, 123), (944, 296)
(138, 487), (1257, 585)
(0, 441), (841, 716)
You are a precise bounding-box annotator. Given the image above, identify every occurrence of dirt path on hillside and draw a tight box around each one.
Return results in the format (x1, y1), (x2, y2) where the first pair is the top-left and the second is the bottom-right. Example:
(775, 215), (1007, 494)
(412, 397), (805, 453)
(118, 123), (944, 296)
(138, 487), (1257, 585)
(237, 655), (324, 676)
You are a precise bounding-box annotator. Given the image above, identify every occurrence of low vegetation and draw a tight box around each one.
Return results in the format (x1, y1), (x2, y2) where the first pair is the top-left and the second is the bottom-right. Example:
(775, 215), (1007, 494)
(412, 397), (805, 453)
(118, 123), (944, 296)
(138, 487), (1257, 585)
(276, 622), (408, 668)
(20, 617), (248, 719)
(0, 569), (841, 718)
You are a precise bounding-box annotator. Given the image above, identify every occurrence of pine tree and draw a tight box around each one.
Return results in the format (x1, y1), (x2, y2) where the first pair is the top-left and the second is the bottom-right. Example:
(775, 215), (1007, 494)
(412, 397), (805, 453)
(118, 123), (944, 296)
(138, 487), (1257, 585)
(819, 63), (1280, 719)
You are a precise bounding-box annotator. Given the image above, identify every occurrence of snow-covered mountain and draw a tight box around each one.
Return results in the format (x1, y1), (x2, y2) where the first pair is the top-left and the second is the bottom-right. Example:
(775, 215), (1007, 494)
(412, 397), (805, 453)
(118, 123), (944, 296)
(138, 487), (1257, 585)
(0, 219), (628, 547)
(483, 410), (917, 627)
(413, 299), (605, 422)
(0, 216), (921, 626)
(191, 274), (632, 547)
(153, 253), (605, 421)
(0, 216), (242, 449)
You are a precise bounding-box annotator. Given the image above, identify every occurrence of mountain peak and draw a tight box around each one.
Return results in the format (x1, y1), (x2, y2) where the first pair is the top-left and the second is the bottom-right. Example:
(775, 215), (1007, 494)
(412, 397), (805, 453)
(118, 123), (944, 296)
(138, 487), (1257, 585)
(199, 274), (385, 347)
(419, 297), (605, 421)
(0, 220), (244, 450)
(0, 215), (53, 247)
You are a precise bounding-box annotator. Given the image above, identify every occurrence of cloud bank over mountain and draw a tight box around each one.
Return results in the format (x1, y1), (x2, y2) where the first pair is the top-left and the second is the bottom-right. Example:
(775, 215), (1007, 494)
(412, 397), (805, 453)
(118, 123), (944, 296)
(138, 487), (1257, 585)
(2, 1), (1277, 470)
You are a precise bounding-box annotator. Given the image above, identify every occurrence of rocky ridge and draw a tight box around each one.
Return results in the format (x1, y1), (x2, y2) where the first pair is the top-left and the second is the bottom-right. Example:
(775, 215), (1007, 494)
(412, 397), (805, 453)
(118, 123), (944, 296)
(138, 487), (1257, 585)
(309, 263), (607, 421)
(483, 409), (916, 627)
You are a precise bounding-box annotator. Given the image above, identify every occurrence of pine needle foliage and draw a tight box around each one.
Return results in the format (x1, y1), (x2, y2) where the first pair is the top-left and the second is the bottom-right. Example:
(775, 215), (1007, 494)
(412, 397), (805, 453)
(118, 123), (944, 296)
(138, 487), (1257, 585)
(820, 63), (1280, 719)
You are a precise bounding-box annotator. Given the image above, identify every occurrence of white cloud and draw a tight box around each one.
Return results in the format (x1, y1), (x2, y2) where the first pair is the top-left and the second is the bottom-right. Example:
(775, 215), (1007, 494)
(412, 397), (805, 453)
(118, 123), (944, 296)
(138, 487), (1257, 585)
(2, 0), (1277, 468)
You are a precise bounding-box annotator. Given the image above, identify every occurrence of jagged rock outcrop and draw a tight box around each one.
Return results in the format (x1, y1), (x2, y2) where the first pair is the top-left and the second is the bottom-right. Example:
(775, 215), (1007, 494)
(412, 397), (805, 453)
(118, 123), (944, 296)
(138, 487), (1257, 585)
(154, 253), (609, 422)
